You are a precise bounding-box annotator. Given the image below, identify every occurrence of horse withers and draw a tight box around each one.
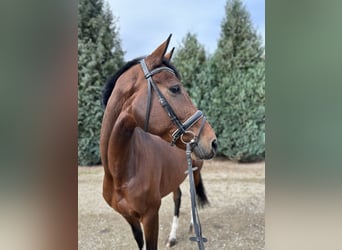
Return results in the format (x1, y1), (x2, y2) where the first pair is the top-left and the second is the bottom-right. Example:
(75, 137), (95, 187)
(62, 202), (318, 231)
(100, 34), (217, 250)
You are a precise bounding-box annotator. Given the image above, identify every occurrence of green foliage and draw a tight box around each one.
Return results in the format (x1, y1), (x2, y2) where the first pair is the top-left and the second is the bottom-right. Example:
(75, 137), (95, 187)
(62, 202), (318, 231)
(206, 62), (265, 161)
(175, 0), (265, 162)
(78, 0), (124, 165)
(78, 0), (265, 163)
(172, 33), (207, 107)
(205, 0), (265, 161)
(216, 0), (264, 72)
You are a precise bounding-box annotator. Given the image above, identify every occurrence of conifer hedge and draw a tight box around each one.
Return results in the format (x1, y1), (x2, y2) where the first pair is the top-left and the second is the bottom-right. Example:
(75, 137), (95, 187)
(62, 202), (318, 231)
(173, 0), (265, 162)
(78, 0), (265, 164)
(78, 0), (124, 165)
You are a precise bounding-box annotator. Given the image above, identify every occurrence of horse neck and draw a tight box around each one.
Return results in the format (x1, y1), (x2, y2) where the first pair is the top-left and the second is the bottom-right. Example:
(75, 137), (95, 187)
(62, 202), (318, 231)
(100, 84), (138, 175)
(101, 101), (190, 197)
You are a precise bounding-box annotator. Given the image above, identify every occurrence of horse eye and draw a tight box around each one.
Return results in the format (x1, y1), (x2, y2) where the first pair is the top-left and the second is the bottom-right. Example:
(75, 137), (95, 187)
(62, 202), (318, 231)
(169, 85), (181, 94)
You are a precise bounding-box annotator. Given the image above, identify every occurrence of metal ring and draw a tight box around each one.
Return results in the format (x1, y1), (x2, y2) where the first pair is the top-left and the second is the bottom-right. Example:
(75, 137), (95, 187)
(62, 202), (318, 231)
(180, 130), (196, 144)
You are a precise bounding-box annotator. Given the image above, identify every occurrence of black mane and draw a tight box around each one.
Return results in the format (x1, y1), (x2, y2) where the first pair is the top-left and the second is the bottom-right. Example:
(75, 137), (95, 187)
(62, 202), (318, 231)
(102, 57), (143, 107)
(102, 57), (180, 108)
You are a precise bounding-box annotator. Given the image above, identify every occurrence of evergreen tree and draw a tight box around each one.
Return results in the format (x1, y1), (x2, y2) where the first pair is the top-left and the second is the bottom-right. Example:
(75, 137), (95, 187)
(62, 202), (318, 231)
(208, 62), (265, 161)
(172, 33), (207, 107)
(204, 0), (265, 161)
(215, 0), (264, 73)
(78, 0), (124, 165)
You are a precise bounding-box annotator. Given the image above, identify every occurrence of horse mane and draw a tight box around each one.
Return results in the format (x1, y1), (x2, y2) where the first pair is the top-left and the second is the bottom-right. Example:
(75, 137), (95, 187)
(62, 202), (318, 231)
(102, 57), (181, 108)
(102, 57), (143, 108)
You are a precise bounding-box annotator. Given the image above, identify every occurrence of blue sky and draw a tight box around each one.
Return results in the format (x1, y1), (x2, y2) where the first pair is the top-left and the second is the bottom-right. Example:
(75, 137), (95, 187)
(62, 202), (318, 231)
(107, 0), (264, 60)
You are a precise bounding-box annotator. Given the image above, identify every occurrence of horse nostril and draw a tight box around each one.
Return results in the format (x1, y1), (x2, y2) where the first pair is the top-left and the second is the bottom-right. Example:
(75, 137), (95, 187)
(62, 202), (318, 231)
(211, 139), (218, 153)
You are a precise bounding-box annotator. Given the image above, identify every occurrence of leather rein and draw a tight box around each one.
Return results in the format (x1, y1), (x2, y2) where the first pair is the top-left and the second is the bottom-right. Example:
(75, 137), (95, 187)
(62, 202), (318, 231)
(140, 59), (207, 249)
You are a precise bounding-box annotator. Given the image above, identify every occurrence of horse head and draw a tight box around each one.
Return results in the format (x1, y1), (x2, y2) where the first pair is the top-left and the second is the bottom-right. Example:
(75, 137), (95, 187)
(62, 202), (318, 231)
(130, 34), (217, 159)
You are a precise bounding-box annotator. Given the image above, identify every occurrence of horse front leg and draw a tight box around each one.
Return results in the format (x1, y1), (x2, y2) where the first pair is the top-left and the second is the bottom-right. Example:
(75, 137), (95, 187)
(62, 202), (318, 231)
(166, 187), (182, 247)
(142, 208), (160, 250)
(123, 215), (144, 249)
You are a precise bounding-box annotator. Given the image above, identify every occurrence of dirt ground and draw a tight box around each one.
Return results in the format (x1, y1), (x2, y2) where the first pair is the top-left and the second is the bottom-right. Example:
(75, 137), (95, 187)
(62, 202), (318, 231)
(78, 159), (264, 250)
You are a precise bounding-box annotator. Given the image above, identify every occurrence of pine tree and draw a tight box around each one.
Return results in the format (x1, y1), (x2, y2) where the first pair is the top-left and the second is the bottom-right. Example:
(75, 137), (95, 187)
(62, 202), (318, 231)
(215, 0), (264, 73)
(205, 0), (265, 161)
(172, 33), (207, 107)
(78, 0), (124, 165)
(208, 62), (265, 161)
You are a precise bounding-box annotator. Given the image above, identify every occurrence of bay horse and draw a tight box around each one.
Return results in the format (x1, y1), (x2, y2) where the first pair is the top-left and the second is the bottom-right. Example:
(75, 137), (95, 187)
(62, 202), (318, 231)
(100, 35), (217, 249)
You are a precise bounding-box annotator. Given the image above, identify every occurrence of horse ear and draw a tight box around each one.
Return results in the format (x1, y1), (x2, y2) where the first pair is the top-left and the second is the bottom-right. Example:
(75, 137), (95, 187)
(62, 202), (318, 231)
(146, 34), (172, 69)
(164, 47), (175, 61)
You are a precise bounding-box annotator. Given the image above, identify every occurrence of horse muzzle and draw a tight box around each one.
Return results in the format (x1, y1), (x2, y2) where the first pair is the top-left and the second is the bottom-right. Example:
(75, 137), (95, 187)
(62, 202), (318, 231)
(192, 137), (217, 160)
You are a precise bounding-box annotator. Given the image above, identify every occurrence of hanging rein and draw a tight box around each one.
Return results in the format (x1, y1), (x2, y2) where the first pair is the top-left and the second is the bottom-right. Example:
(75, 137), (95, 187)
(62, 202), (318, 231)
(140, 59), (207, 249)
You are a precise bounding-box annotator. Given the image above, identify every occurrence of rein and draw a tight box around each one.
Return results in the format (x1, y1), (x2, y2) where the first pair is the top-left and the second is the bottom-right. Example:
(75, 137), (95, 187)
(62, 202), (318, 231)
(140, 59), (204, 145)
(186, 141), (207, 250)
(140, 59), (207, 249)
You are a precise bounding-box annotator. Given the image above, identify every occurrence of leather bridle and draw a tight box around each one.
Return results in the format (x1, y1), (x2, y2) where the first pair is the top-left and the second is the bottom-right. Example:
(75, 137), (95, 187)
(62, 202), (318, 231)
(140, 59), (205, 146)
(140, 58), (208, 249)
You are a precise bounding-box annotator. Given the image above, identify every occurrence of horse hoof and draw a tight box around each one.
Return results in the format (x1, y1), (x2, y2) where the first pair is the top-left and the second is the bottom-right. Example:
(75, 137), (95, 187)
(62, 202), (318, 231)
(166, 238), (177, 248)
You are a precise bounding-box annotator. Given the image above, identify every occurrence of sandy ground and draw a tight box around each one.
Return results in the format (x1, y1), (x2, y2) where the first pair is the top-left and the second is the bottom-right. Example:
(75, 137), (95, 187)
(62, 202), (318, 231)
(78, 159), (264, 250)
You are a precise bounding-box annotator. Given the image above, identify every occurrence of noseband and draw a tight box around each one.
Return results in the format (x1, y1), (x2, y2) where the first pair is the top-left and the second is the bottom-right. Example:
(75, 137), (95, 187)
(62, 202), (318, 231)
(140, 59), (205, 146)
